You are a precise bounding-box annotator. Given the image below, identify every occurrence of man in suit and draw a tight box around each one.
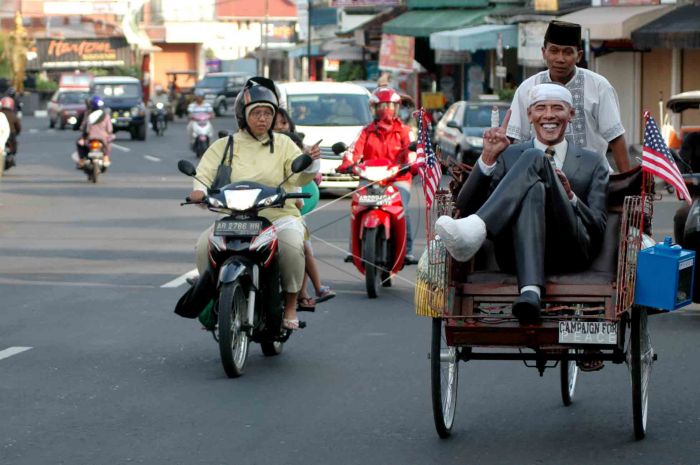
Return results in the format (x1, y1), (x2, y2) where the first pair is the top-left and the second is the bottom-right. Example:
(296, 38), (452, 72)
(435, 83), (609, 323)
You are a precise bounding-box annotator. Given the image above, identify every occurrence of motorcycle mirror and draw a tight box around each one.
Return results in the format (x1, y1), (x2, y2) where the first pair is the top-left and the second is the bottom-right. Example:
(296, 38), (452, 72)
(331, 142), (347, 155)
(178, 160), (197, 177)
(291, 154), (313, 173)
(408, 142), (417, 151)
(218, 130), (230, 138)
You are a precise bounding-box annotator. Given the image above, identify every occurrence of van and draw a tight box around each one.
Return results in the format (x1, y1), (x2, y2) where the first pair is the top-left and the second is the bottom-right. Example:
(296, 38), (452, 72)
(194, 72), (252, 116)
(91, 76), (147, 140)
(277, 81), (372, 189)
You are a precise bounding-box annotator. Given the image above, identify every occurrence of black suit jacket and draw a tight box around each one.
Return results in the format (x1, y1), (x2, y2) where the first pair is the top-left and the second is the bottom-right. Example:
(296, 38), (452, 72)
(456, 140), (609, 247)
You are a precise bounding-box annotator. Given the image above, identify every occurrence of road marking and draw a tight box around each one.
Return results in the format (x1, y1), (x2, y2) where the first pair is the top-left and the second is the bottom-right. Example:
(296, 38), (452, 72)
(144, 155), (161, 162)
(112, 143), (130, 152)
(29, 128), (39, 134)
(0, 347), (32, 361)
(35, 110), (48, 117)
(161, 269), (199, 288)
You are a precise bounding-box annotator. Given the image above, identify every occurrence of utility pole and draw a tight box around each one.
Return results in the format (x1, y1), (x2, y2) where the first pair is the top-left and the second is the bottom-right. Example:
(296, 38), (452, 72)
(263, 0), (269, 78)
(307, 0), (312, 80)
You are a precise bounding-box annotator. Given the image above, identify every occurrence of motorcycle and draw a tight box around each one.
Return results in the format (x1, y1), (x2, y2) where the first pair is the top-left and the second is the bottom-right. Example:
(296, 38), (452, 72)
(151, 102), (168, 136)
(333, 142), (410, 298)
(178, 155), (313, 378)
(190, 112), (212, 159)
(82, 139), (107, 183)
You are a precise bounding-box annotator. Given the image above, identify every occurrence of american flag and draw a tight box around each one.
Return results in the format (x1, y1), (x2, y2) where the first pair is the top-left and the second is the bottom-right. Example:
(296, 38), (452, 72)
(641, 111), (691, 205)
(416, 108), (442, 208)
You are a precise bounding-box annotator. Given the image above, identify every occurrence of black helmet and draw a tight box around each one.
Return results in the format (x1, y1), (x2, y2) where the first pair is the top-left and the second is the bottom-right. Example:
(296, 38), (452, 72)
(234, 76), (279, 130)
(6, 87), (16, 97)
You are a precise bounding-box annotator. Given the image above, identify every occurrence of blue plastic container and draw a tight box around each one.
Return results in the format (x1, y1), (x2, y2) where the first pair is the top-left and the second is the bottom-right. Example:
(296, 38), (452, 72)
(635, 236), (695, 311)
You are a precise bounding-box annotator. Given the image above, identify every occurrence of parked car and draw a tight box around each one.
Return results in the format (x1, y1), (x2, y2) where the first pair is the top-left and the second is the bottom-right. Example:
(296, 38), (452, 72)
(277, 81), (372, 189)
(91, 76), (147, 141)
(47, 89), (90, 130)
(194, 72), (252, 116)
(434, 100), (510, 166)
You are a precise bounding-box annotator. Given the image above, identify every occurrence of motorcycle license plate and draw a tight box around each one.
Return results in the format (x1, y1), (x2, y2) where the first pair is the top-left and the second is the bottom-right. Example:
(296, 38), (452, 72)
(88, 151), (103, 159)
(214, 220), (262, 237)
(558, 321), (617, 345)
(358, 194), (391, 206)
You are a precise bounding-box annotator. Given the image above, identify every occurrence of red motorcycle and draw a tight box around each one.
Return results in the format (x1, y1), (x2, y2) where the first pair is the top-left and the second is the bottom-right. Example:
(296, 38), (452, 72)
(335, 142), (410, 298)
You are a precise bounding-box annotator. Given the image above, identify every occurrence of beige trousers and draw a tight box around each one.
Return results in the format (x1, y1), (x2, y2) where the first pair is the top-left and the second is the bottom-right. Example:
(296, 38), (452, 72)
(195, 216), (306, 293)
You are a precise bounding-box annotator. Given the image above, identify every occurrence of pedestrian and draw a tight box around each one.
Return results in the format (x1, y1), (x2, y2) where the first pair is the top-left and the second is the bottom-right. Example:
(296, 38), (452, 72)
(506, 20), (632, 172)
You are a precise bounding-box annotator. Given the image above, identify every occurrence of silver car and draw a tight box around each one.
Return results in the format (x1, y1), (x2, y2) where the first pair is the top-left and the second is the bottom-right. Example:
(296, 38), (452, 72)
(434, 101), (510, 166)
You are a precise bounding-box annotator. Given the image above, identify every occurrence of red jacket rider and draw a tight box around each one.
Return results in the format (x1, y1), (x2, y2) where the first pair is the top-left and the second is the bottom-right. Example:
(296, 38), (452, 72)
(338, 87), (412, 182)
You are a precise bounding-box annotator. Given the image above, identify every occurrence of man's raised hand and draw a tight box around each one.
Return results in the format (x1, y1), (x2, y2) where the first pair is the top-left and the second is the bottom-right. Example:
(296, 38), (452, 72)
(481, 108), (511, 165)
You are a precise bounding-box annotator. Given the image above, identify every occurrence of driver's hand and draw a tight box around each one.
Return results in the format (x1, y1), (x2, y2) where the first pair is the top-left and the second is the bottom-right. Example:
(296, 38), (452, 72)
(188, 190), (206, 202)
(305, 143), (321, 161)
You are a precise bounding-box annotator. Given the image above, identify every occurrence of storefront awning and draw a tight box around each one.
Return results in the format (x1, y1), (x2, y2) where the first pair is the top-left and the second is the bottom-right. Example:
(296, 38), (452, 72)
(632, 5), (700, 49)
(430, 24), (517, 52)
(288, 43), (322, 58)
(558, 5), (672, 41)
(383, 7), (498, 38)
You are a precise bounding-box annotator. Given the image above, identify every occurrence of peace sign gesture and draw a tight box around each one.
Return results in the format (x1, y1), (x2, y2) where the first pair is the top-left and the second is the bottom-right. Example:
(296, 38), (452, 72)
(481, 107), (511, 165)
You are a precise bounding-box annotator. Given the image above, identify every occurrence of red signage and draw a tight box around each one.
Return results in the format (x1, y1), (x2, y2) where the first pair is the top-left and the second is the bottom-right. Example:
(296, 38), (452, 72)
(379, 34), (415, 73)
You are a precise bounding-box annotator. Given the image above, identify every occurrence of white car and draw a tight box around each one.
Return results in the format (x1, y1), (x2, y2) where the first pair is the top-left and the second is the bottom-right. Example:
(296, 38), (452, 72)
(277, 81), (372, 189)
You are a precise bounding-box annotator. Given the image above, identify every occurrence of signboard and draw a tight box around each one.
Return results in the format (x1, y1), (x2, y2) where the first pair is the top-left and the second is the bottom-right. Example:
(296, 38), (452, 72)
(421, 92), (446, 110)
(325, 59), (340, 72)
(379, 34), (415, 73)
(36, 38), (133, 69)
(496, 65), (507, 78)
(517, 22), (548, 68)
(297, 0), (309, 42)
(44, 1), (127, 15)
(534, 0), (558, 11)
(264, 21), (297, 45)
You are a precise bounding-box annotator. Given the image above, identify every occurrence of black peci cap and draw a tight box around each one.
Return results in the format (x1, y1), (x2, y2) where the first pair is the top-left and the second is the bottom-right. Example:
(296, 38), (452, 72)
(544, 20), (582, 48)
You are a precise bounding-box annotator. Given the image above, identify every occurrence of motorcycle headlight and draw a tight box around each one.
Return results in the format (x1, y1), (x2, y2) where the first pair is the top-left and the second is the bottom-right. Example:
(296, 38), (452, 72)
(155, 102), (164, 109)
(224, 189), (261, 211)
(465, 136), (484, 148)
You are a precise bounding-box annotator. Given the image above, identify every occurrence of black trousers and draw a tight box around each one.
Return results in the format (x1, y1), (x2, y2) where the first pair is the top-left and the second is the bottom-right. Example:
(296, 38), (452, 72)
(477, 149), (595, 289)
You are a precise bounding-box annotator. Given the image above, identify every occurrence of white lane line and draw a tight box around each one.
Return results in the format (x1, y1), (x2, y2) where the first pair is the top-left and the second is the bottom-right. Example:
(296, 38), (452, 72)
(144, 155), (161, 162)
(112, 143), (130, 152)
(0, 347), (33, 361)
(35, 110), (48, 117)
(29, 128), (39, 134)
(161, 269), (198, 288)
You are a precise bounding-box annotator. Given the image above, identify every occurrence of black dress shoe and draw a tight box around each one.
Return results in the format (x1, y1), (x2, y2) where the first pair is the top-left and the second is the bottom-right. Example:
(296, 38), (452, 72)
(343, 254), (354, 263)
(512, 290), (541, 323)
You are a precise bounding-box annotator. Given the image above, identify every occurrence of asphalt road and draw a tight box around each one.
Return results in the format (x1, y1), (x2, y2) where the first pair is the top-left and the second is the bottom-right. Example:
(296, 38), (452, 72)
(1, 115), (699, 465)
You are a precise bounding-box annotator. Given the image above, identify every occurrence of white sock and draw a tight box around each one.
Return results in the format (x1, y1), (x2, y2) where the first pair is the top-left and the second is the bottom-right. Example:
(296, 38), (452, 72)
(520, 285), (540, 298)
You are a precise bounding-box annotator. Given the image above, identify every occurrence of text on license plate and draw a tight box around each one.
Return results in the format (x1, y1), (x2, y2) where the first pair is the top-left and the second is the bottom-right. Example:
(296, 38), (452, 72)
(358, 194), (391, 206)
(88, 151), (103, 158)
(558, 321), (617, 345)
(214, 220), (262, 237)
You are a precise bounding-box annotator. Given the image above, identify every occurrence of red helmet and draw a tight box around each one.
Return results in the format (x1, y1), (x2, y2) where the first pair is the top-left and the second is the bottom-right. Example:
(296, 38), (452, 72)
(369, 87), (400, 106)
(0, 96), (14, 110)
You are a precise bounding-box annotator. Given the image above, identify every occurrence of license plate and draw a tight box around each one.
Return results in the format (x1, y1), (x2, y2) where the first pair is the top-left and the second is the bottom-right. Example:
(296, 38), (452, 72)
(88, 151), (103, 158)
(214, 220), (262, 237)
(558, 321), (618, 345)
(358, 194), (391, 206)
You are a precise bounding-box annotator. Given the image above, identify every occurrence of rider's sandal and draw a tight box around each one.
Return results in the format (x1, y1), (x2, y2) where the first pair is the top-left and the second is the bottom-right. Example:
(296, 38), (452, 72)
(297, 297), (316, 312)
(282, 319), (300, 330)
(315, 286), (336, 304)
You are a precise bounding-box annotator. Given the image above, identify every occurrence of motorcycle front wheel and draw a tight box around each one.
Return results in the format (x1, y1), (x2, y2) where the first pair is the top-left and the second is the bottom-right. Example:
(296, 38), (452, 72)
(363, 228), (384, 298)
(218, 281), (250, 378)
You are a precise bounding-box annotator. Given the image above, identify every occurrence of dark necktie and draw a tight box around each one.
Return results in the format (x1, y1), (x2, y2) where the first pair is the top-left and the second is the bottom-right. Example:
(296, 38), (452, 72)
(545, 147), (556, 168)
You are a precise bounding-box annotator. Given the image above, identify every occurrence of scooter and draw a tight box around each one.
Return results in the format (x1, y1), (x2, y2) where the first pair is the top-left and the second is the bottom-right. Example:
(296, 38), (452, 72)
(151, 102), (168, 136)
(333, 142), (410, 298)
(178, 155), (313, 378)
(190, 112), (212, 158)
(81, 139), (108, 183)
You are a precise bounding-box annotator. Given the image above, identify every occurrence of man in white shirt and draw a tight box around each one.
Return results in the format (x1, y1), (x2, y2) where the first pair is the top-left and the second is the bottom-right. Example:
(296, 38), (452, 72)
(435, 84), (609, 323)
(506, 20), (631, 172)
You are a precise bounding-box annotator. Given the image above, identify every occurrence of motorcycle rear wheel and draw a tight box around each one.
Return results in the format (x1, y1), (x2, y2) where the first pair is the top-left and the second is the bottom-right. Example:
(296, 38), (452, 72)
(91, 163), (99, 183)
(218, 281), (250, 378)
